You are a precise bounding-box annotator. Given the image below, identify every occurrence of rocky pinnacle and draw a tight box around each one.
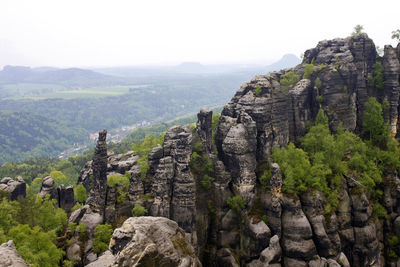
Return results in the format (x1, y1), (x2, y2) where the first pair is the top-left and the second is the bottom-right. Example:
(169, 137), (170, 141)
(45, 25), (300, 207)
(86, 129), (108, 214)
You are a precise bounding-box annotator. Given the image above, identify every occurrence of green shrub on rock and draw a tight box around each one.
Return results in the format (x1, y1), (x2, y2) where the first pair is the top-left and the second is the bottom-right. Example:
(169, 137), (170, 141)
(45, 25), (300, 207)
(227, 195), (245, 214)
(280, 72), (300, 93)
(93, 224), (113, 254)
(132, 204), (148, 217)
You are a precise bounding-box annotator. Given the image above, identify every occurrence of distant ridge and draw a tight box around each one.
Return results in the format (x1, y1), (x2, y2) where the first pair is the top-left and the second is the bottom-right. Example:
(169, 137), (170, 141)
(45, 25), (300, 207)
(0, 65), (125, 86)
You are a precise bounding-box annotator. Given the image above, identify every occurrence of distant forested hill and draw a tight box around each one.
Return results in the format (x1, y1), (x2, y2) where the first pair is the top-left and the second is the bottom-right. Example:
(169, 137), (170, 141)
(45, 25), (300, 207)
(0, 111), (88, 164)
(0, 55), (300, 164)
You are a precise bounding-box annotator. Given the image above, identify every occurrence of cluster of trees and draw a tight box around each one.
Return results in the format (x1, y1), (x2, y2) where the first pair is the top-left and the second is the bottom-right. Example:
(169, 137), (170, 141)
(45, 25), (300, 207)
(269, 97), (400, 213)
(0, 193), (67, 266)
(0, 152), (92, 194)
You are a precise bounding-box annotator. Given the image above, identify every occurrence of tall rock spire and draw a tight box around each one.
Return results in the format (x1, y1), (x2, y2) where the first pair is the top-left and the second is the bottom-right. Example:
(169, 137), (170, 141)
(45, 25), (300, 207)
(86, 129), (108, 214)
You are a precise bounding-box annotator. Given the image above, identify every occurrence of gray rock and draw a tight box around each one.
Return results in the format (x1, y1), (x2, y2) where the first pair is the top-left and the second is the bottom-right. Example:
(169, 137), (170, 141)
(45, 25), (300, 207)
(86, 129), (108, 213)
(67, 242), (81, 262)
(0, 176), (26, 200)
(259, 235), (281, 264)
(337, 252), (350, 267)
(383, 45), (400, 135)
(216, 248), (239, 267)
(58, 184), (75, 212)
(40, 176), (57, 199)
(242, 217), (271, 257)
(281, 195), (317, 261)
(85, 250), (115, 267)
(109, 216), (201, 266)
(149, 126), (197, 235)
(196, 108), (213, 153)
(0, 240), (29, 267)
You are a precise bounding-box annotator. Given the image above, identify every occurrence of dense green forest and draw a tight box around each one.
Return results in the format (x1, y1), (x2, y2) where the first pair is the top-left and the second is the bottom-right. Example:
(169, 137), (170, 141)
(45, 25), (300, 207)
(0, 111), (88, 164)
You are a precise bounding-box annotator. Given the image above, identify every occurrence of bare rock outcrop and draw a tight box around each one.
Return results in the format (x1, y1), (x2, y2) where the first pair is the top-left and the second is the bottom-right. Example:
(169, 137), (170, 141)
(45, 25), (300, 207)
(0, 240), (29, 267)
(149, 126), (197, 235)
(107, 216), (201, 267)
(39, 176), (58, 199)
(0, 176), (26, 200)
(86, 129), (108, 213)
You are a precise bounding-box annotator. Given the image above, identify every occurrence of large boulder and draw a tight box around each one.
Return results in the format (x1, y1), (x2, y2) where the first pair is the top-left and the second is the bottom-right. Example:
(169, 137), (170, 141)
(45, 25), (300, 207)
(0, 176), (26, 200)
(0, 240), (29, 267)
(108, 216), (202, 266)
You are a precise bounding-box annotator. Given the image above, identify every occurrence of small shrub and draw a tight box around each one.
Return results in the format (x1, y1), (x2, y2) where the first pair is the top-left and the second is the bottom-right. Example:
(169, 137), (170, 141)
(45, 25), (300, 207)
(77, 223), (87, 240)
(74, 184), (87, 203)
(315, 77), (322, 89)
(303, 64), (315, 79)
(141, 193), (153, 201)
(254, 85), (262, 97)
(259, 168), (271, 188)
(194, 141), (204, 153)
(116, 188), (127, 204)
(71, 203), (82, 212)
(132, 204), (148, 217)
(107, 174), (129, 188)
(201, 175), (215, 190)
(389, 249), (398, 261)
(93, 224), (113, 254)
(207, 202), (216, 215)
(280, 72), (300, 93)
(372, 203), (387, 220)
(368, 62), (384, 90)
(316, 95), (323, 103)
(227, 195), (246, 214)
(351, 24), (364, 36)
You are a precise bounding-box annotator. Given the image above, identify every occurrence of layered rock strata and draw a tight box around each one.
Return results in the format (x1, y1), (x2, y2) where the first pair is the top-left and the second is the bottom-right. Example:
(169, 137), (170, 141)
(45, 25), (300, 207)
(0, 176), (26, 200)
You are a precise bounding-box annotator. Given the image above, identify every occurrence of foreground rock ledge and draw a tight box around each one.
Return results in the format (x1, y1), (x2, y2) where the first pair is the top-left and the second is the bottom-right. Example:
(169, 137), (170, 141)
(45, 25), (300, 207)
(87, 216), (202, 267)
(0, 240), (29, 267)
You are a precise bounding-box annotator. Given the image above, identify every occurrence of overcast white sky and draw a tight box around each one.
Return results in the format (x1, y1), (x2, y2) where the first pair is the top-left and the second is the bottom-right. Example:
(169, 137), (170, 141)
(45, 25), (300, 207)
(0, 0), (399, 68)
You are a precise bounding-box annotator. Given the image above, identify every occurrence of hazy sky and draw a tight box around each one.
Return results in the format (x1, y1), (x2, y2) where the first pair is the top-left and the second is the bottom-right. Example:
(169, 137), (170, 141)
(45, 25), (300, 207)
(0, 0), (399, 68)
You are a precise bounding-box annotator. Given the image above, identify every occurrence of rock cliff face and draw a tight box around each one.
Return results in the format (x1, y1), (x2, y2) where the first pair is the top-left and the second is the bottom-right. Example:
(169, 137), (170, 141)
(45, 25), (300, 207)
(148, 125), (197, 236)
(0, 176), (26, 200)
(73, 35), (400, 266)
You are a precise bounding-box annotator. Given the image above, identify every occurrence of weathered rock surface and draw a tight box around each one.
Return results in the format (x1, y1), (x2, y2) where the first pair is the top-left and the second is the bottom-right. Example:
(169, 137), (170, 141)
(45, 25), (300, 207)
(70, 34), (400, 266)
(0, 240), (29, 267)
(85, 250), (115, 267)
(149, 126), (197, 235)
(86, 129), (108, 213)
(196, 107), (213, 153)
(40, 176), (58, 199)
(57, 184), (75, 212)
(108, 216), (201, 266)
(0, 176), (26, 200)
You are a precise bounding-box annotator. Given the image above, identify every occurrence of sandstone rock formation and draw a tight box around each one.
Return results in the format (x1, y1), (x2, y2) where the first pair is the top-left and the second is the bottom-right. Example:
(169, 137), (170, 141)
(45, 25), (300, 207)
(0, 176), (26, 200)
(148, 126), (197, 236)
(86, 129), (108, 213)
(0, 240), (29, 267)
(70, 35), (400, 266)
(87, 216), (201, 267)
(40, 176), (58, 199)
